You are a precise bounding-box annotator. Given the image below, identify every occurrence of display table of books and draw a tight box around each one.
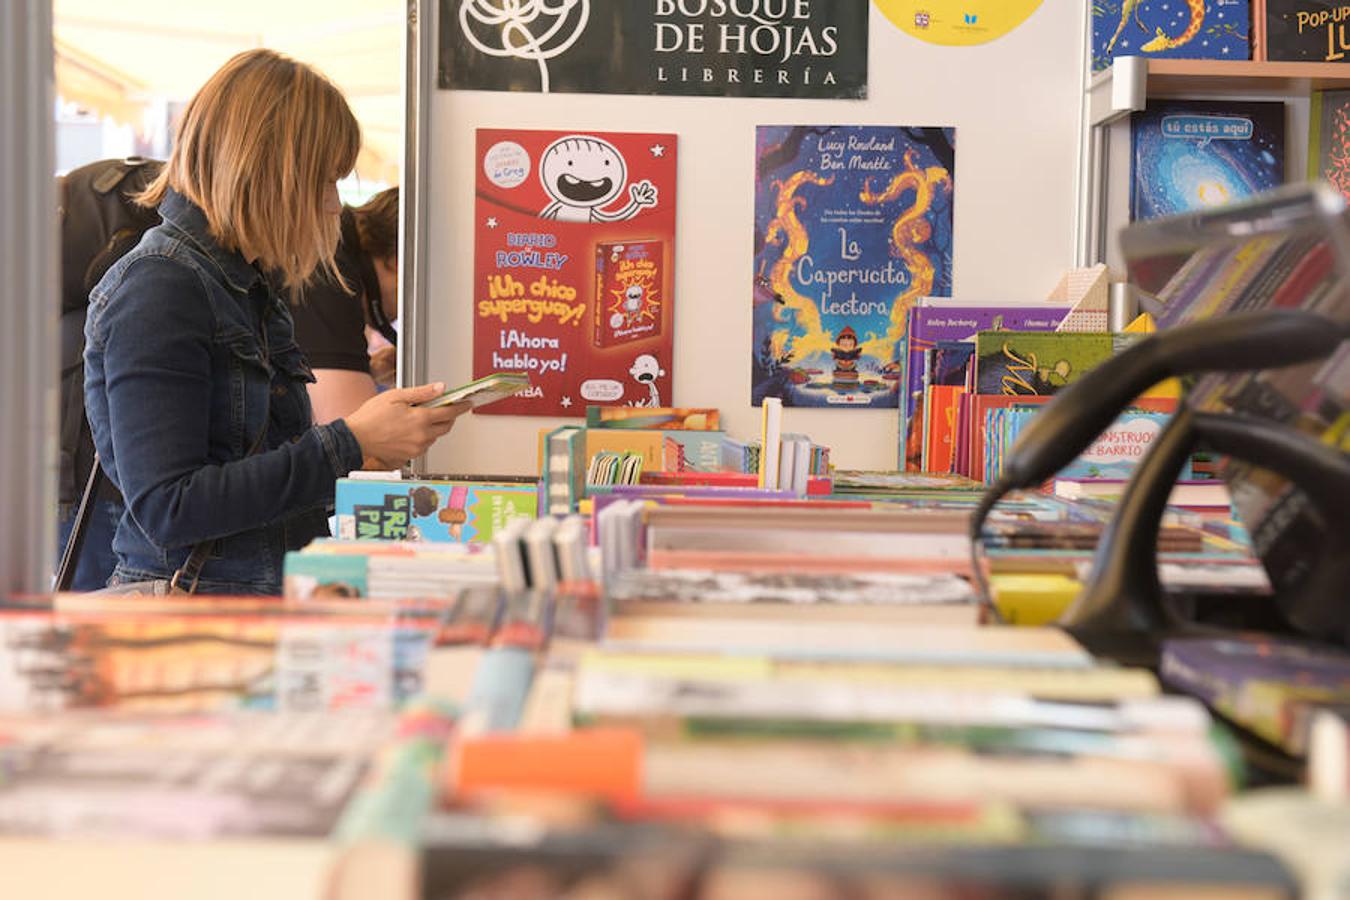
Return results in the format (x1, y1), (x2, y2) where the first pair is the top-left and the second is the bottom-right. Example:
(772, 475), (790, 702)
(6, 470), (1350, 899)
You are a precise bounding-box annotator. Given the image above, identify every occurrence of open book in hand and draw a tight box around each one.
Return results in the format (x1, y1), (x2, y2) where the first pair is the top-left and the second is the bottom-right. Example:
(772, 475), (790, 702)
(415, 372), (532, 409)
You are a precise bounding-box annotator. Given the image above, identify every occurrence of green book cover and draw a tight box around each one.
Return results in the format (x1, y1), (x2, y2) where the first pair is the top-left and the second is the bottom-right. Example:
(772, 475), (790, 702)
(973, 332), (1115, 396)
(283, 552), (369, 598)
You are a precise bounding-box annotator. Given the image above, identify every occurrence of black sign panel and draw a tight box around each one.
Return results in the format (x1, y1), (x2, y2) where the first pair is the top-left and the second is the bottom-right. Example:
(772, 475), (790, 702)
(439, 0), (868, 99)
(1265, 1), (1350, 62)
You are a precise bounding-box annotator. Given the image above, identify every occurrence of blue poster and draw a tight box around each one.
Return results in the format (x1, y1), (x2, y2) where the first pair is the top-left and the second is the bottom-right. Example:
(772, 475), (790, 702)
(752, 125), (955, 408)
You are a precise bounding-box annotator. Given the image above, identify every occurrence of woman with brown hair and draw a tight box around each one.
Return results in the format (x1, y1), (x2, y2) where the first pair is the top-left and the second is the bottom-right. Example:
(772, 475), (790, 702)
(83, 49), (464, 594)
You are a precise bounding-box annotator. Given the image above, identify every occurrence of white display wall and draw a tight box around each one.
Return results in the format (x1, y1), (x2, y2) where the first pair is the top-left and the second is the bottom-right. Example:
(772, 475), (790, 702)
(422, 0), (1083, 475)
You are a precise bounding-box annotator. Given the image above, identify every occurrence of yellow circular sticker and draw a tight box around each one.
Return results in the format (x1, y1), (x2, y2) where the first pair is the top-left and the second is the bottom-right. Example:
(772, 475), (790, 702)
(874, 0), (1046, 46)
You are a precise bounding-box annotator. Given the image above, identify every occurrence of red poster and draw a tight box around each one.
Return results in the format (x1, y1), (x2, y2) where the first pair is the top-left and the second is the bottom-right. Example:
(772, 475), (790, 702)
(472, 129), (677, 416)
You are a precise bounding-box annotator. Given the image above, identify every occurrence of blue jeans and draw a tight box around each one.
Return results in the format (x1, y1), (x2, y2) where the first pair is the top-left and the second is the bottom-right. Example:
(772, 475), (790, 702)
(56, 498), (123, 591)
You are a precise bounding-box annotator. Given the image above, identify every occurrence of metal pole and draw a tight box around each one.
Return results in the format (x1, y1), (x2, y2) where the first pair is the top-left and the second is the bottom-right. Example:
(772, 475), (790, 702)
(400, 0), (435, 473)
(0, 0), (59, 598)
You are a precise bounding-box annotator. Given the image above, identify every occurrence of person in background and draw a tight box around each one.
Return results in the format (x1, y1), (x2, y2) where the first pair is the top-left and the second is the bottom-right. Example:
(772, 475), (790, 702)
(56, 157), (163, 590)
(83, 48), (465, 595)
(290, 186), (401, 424)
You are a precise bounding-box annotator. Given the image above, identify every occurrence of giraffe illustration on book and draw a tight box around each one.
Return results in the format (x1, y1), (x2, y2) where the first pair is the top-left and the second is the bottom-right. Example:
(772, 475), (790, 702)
(1141, 0), (1205, 51)
(1104, 0), (1206, 55)
(1105, 0), (1145, 54)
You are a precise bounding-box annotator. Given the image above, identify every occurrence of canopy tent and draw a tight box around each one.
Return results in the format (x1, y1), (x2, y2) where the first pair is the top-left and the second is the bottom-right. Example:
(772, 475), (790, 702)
(53, 0), (404, 185)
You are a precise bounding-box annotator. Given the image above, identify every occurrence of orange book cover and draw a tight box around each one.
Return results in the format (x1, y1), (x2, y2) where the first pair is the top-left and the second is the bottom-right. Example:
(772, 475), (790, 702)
(452, 729), (643, 802)
(926, 385), (964, 474)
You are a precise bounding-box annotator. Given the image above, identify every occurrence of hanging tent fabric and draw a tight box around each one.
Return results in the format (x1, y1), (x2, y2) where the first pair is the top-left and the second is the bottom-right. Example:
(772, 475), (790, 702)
(52, 0), (403, 184)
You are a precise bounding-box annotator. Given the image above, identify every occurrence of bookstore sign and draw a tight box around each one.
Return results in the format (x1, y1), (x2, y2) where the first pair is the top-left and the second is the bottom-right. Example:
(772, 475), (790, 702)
(439, 0), (868, 99)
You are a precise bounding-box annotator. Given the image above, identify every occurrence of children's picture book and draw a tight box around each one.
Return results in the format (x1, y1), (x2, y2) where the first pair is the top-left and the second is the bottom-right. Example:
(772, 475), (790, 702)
(1130, 100), (1285, 221)
(585, 406), (719, 430)
(898, 300), (1071, 469)
(334, 477), (537, 543)
(1162, 635), (1350, 753)
(415, 372), (532, 409)
(1091, 0), (1249, 72)
(752, 125), (955, 409)
(1262, 0), (1350, 61)
(1057, 407), (1185, 480)
(1309, 89), (1350, 203)
(473, 128), (677, 416)
(973, 332), (1115, 396)
(283, 553), (369, 599)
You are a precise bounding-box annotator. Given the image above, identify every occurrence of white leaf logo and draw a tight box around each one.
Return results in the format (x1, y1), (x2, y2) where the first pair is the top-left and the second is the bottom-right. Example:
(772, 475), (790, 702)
(459, 0), (592, 93)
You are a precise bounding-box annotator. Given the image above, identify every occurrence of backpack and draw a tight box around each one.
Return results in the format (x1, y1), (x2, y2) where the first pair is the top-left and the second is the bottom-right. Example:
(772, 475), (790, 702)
(57, 157), (164, 506)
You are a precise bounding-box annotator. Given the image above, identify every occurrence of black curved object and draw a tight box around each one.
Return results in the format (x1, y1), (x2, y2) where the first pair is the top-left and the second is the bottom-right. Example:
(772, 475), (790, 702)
(1060, 411), (1350, 644)
(1056, 408), (1197, 635)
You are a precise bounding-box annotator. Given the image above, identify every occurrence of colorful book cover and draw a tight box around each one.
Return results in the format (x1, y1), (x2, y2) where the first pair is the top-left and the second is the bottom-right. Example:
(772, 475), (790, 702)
(585, 429), (680, 473)
(1162, 636), (1350, 751)
(1057, 409), (1192, 480)
(1184, 295), (1350, 624)
(593, 239), (663, 348)
(1309, 90), (1350, 203)
(1130, 100), (1286, 221)
(585, 406), (719, 430)
(1264, 0), (1350, 61)
(973, 332), (1115, 396)
(0, 615), (434, 713)
(1092, 0), (1249, 72)
(473, 129), (676, 415)
(335, 478), (537, 543)
(924, 384), (964, 473)
(899, 302), (1070, 470)
(752, 125), (955, 409)
(283, 553), (369, 599)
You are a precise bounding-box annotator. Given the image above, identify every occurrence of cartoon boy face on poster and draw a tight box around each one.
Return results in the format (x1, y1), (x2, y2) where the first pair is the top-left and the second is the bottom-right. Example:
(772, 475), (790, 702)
(473, 129), (677, 416)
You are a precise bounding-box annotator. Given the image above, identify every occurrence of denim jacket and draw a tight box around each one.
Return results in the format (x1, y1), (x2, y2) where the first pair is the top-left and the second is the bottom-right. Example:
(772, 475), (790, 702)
(84, 188), (364, 594)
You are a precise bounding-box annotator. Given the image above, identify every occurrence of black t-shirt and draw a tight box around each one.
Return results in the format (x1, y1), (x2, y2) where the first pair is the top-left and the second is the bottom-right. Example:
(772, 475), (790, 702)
(290, 208), (379, 373)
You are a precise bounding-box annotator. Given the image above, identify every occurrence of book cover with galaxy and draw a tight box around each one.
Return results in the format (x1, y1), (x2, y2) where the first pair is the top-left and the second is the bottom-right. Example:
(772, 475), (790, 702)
(752, 125), (955, 409)
(1130, 100), (1285, 221)
(1310, 89), (1350, 203)
(593, 239), (663, 348)
(1092, 0), (1249, 72)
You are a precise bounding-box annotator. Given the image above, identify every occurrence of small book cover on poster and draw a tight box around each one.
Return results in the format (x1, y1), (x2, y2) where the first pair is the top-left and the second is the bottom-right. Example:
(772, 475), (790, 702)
(1264, 1), (1350, 61)
(1130, 99), (1285, 221)
(1309, 89), (1350, 202)
(594, 239), (664, 348)
(1092, 0), (1249, 72)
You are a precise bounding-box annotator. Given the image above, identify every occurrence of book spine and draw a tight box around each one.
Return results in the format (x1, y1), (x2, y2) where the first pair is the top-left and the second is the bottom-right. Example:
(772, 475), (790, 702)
(1309, 89), (1324, 180)
(463, 646), (537, 733)
(593, 244), (608, 349)
(1252, 0), (1267, 61)
(758, 397), (782, 489)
